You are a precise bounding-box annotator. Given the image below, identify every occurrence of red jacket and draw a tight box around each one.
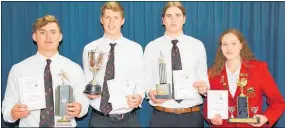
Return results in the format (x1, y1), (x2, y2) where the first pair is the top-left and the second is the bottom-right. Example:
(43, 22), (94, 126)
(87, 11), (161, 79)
(203, 60), (285, 127)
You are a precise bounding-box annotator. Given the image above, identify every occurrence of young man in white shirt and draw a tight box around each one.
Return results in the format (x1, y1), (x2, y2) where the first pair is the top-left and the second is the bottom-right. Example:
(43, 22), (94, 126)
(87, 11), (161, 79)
(82, 2), (144, 127)
(144, 2), (209, 127)
(2, 15), (89, 127)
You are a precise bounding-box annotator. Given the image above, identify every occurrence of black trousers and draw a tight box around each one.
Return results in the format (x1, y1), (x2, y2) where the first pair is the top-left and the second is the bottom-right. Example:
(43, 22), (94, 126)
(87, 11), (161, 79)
(89, 109), (140, 127)
(150, 109), (204, 127)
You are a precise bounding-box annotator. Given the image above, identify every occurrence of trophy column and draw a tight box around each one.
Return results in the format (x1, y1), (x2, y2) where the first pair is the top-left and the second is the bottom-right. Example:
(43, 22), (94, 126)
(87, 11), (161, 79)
(55, 71), (74, 126)
(228, 77), (260, 123)
(155, 52), (172, 99)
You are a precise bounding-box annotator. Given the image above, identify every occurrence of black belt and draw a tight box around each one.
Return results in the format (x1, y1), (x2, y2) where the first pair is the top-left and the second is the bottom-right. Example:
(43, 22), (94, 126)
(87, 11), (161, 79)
(92, 108), (137, 121)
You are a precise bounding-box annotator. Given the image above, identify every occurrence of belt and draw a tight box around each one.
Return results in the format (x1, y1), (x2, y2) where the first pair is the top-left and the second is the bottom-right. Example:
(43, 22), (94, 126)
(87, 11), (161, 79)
(92, 108), (137, 121)
(155, 106), (200, 114)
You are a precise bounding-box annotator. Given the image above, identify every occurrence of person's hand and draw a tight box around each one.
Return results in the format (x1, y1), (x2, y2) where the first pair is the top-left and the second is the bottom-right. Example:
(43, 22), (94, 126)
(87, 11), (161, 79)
(66, 102), (82, 117)
(126, 94), (142, 108)
(210, 114), (222, 125)
(85, 94), (101, 99)
(249, 114), (268, 127)
(193, 80), (208, 95)
(148, 89), (171, 104)
(11, 104), (30, 120)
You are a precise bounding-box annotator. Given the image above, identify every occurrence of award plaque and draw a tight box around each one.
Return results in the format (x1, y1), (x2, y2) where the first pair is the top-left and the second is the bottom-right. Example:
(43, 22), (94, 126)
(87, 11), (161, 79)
(55, 71), (74, 123)
(228, 77), (260, 124)
(155, 52), (172, 99)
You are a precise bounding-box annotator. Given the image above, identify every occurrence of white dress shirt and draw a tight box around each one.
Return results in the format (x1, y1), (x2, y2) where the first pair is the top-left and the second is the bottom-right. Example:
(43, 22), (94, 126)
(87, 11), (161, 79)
(82, 35), (145, 114)
(225, 63), (241, 97)
(144, 33), (210, 108)
(2, 52), (89, 127)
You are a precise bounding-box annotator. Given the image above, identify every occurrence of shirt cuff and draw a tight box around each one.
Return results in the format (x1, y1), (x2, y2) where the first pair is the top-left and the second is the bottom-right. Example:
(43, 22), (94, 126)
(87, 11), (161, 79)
(145, 88), (156, 99)
(4, 106), (17, 123)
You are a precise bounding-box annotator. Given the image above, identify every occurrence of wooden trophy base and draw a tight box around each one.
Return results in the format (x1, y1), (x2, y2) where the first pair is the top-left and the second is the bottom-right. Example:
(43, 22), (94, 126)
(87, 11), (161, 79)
(228, 117), (260, 124)
(155, 95), (172, 99)
(57, 116), (71, 123)
(155, 83), (172, 99)
(55, 116), (72, 127)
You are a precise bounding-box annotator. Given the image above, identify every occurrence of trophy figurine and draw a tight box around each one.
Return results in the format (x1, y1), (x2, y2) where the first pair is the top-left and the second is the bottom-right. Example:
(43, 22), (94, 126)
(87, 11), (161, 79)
(228, 77), (259, 123)
(83, 47), (108, 94)
(55, 71), (73, 123)
(155, 52), (172, 99)
(251, 107), (258, 118)
(229, 106), (235, 118)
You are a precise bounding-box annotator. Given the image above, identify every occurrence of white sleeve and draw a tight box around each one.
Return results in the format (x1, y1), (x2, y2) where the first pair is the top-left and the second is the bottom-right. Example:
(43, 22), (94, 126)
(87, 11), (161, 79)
(82, 46), (92, 82)
(131, 45), (146, 107)
(73, 65), (90, 118)
(2, 65), (20, 123)
(143, 43), (157, 99)
(196, 42), (210, 89)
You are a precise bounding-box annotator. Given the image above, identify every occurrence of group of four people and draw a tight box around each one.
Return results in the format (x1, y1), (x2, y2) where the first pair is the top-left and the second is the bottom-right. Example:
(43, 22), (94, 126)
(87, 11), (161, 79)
(2, 1), (285, 127)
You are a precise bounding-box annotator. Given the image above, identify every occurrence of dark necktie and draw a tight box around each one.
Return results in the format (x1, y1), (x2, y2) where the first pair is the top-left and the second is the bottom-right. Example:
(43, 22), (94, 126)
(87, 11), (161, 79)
(171, 39), (183, 103)
(100, 43), (116, 115)
(39, 59), (55, 127)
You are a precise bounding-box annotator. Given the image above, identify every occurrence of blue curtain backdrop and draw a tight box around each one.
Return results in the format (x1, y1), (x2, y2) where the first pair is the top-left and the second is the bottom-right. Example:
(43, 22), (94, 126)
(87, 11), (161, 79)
(1, 1), (285, 127)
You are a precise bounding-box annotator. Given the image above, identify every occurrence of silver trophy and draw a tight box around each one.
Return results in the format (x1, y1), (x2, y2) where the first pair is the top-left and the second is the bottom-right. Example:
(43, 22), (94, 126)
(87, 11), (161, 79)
(55, 70), (73, 123)
(155, 51), (172, 99)
(229, 106), (235, 118)
(83, 47), (108, 94)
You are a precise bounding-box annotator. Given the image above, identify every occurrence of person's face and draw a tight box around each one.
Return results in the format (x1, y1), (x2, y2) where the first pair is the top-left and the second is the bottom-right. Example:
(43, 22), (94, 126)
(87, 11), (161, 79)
(162, 6), (186, 34)
(101, 9), (125, 37)
(221, 33), (243, 61)
(32, 22), (62, 52)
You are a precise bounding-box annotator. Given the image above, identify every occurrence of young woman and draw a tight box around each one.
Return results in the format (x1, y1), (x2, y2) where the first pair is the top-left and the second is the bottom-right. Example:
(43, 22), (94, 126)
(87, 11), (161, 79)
(204, 29), (285, 127)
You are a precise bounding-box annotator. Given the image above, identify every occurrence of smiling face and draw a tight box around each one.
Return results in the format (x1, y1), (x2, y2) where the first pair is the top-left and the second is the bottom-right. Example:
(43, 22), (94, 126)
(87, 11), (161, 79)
(220, 33), (243, 61)
(100, 9), (125, 37)
(32, 22), (62, 53)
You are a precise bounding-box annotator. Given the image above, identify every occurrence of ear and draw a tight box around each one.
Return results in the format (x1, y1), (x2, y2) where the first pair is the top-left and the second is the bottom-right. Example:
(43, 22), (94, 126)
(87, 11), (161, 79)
(162, 17), (165, 26)
(183, 16), (186, 24)
(121, 18), (125, 26)
(32, 33), (37, 42)
(100, 17), (103, 25)
(240, 41), (243, 50)
(59, 33), (63, 42)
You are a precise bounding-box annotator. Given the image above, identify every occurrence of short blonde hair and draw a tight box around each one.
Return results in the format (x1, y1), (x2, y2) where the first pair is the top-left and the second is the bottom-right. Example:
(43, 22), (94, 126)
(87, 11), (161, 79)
(162, 1), (186, 17)
(101, 1), (124, 18)
(32, 15), (61, 33)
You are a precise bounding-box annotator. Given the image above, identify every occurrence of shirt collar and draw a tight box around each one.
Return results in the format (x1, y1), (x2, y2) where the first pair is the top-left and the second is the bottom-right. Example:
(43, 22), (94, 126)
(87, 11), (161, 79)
(103, 34), (124, 45)
(225, 62), (241, 77)
(163, 32), (184, 43)
(36, 52), (60, 63)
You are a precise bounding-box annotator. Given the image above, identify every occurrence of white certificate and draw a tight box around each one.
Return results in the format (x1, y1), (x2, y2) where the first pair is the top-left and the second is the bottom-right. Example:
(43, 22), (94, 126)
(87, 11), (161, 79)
(107, 79), (129, 109)
(20, 77), (46, 111)
(173, 70), (198, 100)
(207, 90), (228, 119)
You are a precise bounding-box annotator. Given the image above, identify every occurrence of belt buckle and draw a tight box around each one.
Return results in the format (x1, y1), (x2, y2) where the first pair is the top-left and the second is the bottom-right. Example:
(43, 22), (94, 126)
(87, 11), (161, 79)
(115, 114), (124, 120)
(120, 114), (124, 120)
(174, 108), (183, 114)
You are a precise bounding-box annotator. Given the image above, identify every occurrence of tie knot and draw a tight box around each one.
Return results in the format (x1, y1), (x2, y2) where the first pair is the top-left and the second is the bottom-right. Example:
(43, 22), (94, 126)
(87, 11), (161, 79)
(171, 39), (178, 46)
(109, 43), (117, 51)
(46, 59), (52, 65)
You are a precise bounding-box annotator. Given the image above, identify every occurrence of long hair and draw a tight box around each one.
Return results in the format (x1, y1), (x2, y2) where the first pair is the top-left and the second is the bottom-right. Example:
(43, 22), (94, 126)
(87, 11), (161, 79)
(208, 29), (256, 78)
